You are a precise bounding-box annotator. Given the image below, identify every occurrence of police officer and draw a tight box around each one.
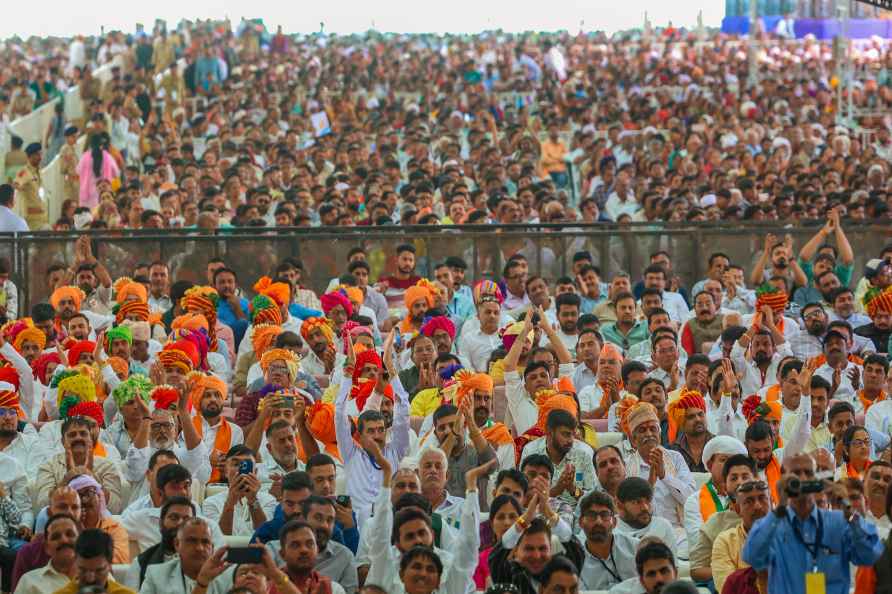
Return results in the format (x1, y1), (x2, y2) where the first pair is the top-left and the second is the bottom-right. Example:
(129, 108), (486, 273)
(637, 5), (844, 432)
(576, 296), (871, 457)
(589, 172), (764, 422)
(13, 143), (47, 230)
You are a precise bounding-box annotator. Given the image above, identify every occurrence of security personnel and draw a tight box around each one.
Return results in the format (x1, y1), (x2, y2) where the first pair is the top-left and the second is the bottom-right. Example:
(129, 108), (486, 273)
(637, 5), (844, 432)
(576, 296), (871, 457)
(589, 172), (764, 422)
(14, 143), (47, 230)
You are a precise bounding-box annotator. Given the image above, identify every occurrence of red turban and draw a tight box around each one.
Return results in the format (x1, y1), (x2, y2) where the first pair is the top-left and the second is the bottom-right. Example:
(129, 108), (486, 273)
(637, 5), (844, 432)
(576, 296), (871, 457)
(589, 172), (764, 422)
(321, 291), (353, 318)
(68, 401), (105, 427)
(421, 316), (456, 341)
(0, 367), (20, 392)
(350, 378), (394, 412)
(151, 386), (180, 410)
(32, 352), (63, 385)
(352, 349), (382, 384)
(67, 341), (95, 367)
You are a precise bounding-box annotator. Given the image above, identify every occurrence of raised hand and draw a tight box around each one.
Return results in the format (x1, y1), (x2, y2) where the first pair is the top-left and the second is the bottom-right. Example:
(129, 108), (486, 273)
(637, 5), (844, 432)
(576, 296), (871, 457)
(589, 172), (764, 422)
(196, 547), (231, 586)
(721, 358), (737, 394)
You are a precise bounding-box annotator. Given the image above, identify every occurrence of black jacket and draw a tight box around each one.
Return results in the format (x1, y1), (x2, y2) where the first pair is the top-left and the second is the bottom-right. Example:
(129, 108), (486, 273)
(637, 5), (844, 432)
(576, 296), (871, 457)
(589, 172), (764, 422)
(137, 542), (171, 586)
(488, 538), (585, 594)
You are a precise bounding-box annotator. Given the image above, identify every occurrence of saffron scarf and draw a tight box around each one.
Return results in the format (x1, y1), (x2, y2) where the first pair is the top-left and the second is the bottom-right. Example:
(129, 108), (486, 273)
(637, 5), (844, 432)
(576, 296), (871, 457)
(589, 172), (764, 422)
(858, 390), (886, 413)
(192, 416), (232, 483)
(481, 421), (514, 446)
(93, 441), (107, 458)
(765, 456), (781, 504)
(699, 479), (725, 521)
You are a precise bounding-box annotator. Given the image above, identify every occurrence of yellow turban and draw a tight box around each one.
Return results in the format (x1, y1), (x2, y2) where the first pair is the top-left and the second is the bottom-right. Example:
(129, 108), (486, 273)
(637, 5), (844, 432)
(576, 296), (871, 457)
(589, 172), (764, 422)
(50, 286), (85, 311)
(260, 348), (300, 381)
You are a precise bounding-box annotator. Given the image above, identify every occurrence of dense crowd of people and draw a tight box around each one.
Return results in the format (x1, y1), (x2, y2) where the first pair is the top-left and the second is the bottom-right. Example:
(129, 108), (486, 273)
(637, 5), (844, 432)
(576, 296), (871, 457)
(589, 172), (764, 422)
(0, 16), (890, 594)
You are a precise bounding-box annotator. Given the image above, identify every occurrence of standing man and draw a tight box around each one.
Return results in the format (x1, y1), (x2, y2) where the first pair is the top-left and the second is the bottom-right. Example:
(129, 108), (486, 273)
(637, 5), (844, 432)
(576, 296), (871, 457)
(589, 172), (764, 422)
(13, 143), (46, 230)
(742, 453), (883, 594)
(0, 184), (28, 232)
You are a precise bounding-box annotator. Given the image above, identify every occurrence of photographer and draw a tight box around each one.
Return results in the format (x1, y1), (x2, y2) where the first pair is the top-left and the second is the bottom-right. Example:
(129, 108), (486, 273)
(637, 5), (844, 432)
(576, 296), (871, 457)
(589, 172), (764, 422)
(742, 453), (883, 594)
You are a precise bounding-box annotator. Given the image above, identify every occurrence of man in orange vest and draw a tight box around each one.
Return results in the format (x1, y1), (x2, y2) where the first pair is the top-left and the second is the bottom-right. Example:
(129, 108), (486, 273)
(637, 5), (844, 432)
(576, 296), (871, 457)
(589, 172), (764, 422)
(682, 435), (747, 552)
(188, 372), (242, 483)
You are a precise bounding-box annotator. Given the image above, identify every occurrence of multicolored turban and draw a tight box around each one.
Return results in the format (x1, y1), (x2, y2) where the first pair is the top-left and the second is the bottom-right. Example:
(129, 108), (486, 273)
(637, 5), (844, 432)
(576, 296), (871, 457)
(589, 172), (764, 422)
(667, 388), (707, 442)
(250, 295), (284, 326)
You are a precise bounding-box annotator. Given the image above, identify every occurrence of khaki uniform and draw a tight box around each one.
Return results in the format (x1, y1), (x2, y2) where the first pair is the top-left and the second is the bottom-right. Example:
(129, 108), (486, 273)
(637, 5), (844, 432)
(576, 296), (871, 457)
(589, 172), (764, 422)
(60, 143), (79, 203)
(14, 164), (47, 230)
(160, 72), (186, 111)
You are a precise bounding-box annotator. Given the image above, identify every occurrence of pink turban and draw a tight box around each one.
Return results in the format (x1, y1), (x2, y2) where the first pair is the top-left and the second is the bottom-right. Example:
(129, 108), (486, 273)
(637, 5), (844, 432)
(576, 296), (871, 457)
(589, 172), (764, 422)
(421, 316), (456, 341)
(321, 291), (353, 318)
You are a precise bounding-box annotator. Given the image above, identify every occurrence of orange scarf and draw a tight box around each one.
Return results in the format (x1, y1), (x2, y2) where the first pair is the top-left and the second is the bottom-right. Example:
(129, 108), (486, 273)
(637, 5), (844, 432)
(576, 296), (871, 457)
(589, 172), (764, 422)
(847, 460), (871, 480)
(858, 390), (886, 413)
(93, 441), (107, 458)
(192, 416), (232, 483)
(806, 353), (864, 369)
(765, 385), (781, 402)
(766, 456), (781, 504)
(698, 480), (725, 522)
(481, 422), (514, 446)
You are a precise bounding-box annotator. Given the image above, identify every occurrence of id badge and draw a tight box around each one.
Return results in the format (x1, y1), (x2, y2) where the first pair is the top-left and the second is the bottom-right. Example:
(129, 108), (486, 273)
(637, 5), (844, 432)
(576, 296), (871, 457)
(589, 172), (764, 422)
(805, 571), (826, 594)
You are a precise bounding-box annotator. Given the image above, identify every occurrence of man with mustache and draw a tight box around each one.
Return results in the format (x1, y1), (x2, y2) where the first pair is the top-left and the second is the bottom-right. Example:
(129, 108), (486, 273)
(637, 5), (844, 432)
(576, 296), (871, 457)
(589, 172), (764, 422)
(712, 479), (772, 592)
(667, 390), (712, 472)
(124, 386), (209, 505)
(189, 373), (242, 484)
(10, 485), (81, 591)
(133, 496), (195, 586)
(141, 517), (230, 594)
(34, 417), (123, 514)
(297, 496), (358, 593)
(789, 303), (829, 360)
(862, 461), (892, 537)
(829, 287), (871, 329)
(814, 330), (862, 410)
(577, 489), (638, 590)
(619, 402), (695, 533)
(633, 540), (679, 594)
(614, 477), (678, 551)
(731, 311), (792, 396)
(201, 445), (276, 537)
(594, 445), (627, 498)
(13, 513), (79, 594)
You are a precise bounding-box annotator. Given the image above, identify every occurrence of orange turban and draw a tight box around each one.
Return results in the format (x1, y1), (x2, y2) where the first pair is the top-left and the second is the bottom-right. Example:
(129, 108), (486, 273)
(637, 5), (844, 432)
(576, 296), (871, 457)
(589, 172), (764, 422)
(864, 286), (892, 318)
(621, 400), (659, 437)
(158, 342), (196, 373)
(251, 324), (282, 357)
(253, 276), (291, 308)
(599, 342), (624, 362)
(306, 401), (341, 461)
(172, 313), (210, 333)
(187, 372), (228, 410)
(454, 369), (494, 408)
(300, 317), (334, 344)
(181, 286), (219, 350)
(113, 277), (148, 304)
(667, 388), (707, 442)
(755, 284), (788, 315)
(50, 286), (85, 311)
(13, 324), (45, 352)
(260, 348), (299, 380)
(404, 282), (434, 309)
(115, 300), (150, 324)
(339, 285), (364, 306)
(535, 393), (578, 432)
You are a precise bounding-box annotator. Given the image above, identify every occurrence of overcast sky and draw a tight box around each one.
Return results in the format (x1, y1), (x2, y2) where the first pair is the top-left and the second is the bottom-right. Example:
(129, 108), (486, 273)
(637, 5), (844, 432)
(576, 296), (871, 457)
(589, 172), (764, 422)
(3, 0), (721, 39)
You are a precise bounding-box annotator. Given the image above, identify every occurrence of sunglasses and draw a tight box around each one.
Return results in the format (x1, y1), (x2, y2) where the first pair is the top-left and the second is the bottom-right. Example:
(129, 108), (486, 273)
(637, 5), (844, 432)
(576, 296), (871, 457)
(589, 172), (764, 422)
(737, 480), (768, 494)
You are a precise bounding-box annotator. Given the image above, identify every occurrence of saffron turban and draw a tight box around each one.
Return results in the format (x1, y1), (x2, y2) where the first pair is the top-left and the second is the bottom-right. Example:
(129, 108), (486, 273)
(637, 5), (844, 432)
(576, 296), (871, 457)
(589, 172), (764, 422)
(50, 286), (85, 311)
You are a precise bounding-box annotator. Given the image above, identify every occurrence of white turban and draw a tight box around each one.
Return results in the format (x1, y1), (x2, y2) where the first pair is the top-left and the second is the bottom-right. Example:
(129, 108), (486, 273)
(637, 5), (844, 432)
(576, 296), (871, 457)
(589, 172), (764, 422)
(703, 436), (747, 468)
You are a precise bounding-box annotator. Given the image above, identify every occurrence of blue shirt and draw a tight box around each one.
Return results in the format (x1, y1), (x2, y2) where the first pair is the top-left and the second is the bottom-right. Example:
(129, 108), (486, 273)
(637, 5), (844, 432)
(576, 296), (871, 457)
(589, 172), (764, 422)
(742, 505), (882, 594)
(252, 505), (359, 554)
(217, 298), (250, 347)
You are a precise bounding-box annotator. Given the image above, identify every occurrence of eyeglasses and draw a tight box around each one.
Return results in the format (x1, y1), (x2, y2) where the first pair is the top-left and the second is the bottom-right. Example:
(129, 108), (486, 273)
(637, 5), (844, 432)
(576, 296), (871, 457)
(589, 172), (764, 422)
(736, 480), (769, 494)
(850, 438), (871, 448)
(150, 422), (175, 431)
(267, 364), (290, 373)
(0, 408), (18, 417)
(582, 510), (614, 521)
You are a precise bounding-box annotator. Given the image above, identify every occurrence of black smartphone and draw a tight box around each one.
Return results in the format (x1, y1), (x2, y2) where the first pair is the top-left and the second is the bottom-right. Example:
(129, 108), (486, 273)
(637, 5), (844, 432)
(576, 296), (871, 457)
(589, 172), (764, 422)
(335, 495), (351, 507)
(226, 547), (263, 564)
(238, 459), (254, 475)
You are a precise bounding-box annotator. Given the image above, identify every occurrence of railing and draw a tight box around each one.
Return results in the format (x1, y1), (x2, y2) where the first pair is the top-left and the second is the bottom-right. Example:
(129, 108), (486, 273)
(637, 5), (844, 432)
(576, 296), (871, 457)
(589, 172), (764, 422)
(6, 221), (892, 311)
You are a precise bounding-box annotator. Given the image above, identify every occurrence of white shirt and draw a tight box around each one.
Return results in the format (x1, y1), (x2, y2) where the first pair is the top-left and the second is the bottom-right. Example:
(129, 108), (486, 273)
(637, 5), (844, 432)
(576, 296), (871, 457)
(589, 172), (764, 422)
(682, 484), (729, 553)
(578, 530), (640, 590)
(661, 291), (690, 324)
(615, 515), (678, 552)
(0, 452), (31, 530)
(457, 326), (500, 372)
(122, 441), (212, 506)
(624, 448), (696, 529)
(201, 488), (278, 536)
(504, 363), (575, 435)
(730, 340), (793, 396)
(195, 417), (244, 454)
(866, 400), (892, 438)
(120, 504), (226, 553)
(815, 360), (862, 411)
(13, 561), (72, 594)
(0, 205), (28, 233)
(366, 486), (478, 594)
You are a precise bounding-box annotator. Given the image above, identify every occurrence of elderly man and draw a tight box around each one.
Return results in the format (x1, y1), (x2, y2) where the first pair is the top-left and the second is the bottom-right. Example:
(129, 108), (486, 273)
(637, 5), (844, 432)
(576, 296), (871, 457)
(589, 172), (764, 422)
(712, 477), (772, 592)
(425, 402), (497, 502)
(123, 385), (209, 503)
(235, 347), (301, 429)
(681, 291), (724, 356)
(618, 401), (696, 536)
(682, 435), (747, 552)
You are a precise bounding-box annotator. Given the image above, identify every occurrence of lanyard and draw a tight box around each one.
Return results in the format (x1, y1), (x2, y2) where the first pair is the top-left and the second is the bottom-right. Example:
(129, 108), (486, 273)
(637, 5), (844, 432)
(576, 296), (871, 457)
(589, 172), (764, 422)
(590, 543), (621, 583)
(788, 510), (824, 568)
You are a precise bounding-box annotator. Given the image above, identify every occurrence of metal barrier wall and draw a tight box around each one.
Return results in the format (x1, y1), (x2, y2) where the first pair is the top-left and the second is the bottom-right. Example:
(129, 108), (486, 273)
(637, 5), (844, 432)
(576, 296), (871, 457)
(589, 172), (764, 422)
(6, 222), (892, 311)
